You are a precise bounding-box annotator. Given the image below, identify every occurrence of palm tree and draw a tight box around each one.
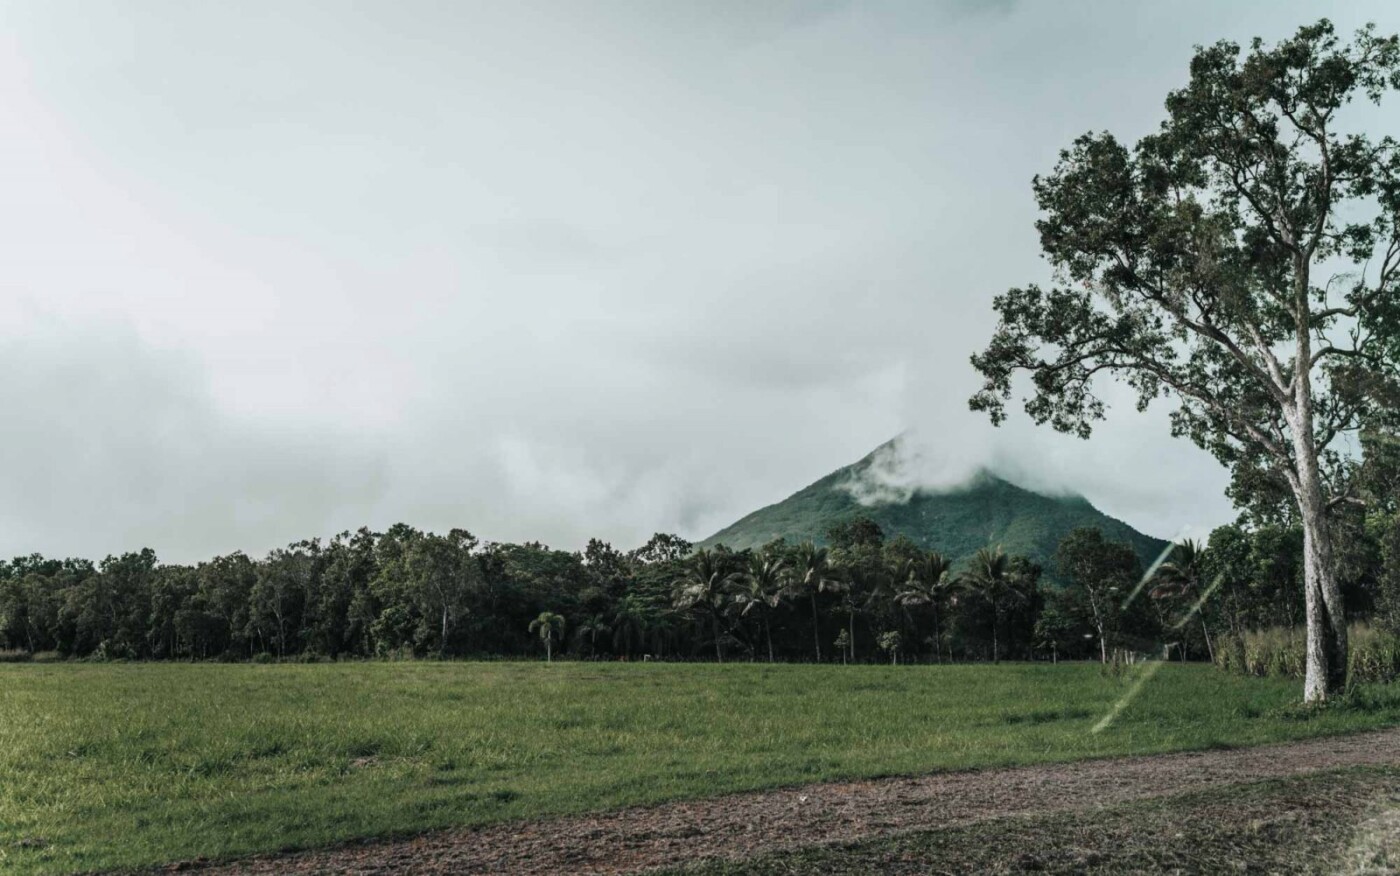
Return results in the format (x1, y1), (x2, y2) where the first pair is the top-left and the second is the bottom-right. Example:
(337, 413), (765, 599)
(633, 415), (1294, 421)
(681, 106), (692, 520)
(959, 547), (1028, 663)
(673, 549), (738, 662)
(528, 611), (566, 662)
(610, 593), (646, 654)
(835, 561), (885, 664)
(731, 553), (787, 662)
(573, 613), (611, 658)
(1151, 539), (1214, 663)
(833, 628), (851, 665)
(877, 630), (903, 665)
(787, 542), (840, 662)
(894, 551), (955, 662)
(611, 593), (653, 659)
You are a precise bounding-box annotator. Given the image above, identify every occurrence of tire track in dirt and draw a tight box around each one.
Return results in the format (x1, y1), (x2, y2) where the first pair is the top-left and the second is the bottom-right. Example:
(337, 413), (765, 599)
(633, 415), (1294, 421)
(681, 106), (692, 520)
(171, 727), (1400, 875)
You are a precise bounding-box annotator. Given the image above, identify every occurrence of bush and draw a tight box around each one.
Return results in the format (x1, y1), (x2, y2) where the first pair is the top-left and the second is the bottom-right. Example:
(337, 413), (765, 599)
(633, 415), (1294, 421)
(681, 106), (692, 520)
(0, 649), (32, 663)
(1217, 623), (1400, 685)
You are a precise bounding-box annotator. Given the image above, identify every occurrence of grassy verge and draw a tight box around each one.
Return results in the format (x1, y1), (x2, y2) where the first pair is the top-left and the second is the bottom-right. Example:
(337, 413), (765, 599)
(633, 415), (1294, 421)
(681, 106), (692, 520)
(2, 662), (1399, 874)
(679, 766), (1400, 875)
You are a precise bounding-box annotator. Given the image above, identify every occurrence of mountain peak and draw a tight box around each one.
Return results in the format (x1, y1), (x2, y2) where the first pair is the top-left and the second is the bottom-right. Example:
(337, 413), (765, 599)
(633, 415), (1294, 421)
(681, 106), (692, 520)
(700, 442), (1162, 568)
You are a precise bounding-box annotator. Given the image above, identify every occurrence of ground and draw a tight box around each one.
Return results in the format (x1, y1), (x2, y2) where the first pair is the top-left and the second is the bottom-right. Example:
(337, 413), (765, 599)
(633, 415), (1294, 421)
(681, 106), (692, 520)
(186, 731), (1400, 875)
(681, 764), (1400, 876)
(2, 662), (1399, 874)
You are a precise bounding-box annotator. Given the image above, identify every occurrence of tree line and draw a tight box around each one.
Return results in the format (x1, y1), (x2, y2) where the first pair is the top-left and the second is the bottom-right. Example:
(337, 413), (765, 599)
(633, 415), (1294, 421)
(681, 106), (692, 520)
(6, 509), (1397, 665)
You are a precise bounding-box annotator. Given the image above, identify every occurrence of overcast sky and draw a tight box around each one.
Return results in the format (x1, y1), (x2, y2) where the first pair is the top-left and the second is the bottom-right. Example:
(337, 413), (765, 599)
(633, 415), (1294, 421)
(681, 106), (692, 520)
(1, 1), (1395, 563)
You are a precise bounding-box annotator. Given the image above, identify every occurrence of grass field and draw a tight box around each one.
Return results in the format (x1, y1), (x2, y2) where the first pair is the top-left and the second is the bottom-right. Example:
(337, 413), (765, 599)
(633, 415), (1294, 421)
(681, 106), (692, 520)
(3, 662), (1400, 875)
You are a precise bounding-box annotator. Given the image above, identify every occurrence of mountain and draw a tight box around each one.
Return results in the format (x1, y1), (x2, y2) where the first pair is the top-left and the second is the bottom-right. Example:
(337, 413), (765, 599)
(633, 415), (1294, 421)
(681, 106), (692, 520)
(699, 442), (1167, 570)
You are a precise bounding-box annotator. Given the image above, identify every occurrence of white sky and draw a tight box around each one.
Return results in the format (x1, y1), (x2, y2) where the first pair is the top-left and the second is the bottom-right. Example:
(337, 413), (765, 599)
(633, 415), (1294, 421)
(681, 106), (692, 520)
(1, 0), (1394, 562)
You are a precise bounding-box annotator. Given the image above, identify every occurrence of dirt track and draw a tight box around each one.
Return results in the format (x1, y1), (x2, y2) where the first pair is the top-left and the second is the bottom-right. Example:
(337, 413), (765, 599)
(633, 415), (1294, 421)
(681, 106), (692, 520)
(176, 727), (1400, 875)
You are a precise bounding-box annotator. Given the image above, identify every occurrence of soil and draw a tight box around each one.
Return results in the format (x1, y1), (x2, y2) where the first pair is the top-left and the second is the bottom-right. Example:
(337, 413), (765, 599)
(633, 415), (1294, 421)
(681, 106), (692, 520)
(167, 726), (1400, 875)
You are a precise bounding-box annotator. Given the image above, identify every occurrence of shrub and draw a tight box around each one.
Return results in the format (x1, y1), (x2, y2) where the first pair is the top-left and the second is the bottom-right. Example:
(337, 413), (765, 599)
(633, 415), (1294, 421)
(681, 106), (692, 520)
(1217, 623), (1400, 685)
(0, 649), (32, 663)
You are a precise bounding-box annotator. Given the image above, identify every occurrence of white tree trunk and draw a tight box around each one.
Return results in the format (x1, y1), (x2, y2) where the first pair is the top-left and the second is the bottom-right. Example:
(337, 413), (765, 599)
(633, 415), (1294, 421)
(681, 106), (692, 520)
(1288, 359), (1348, 702)
(1299, 494), (1348, 702)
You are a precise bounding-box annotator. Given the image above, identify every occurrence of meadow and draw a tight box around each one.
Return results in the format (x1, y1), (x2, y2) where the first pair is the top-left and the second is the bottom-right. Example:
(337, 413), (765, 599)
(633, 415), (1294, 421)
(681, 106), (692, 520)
(3, 662), (1400, 875)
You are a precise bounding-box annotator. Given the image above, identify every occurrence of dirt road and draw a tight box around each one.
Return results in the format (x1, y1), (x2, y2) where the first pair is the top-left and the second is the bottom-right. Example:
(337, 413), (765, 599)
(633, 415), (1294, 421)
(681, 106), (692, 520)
(178, 727), (1400, 875)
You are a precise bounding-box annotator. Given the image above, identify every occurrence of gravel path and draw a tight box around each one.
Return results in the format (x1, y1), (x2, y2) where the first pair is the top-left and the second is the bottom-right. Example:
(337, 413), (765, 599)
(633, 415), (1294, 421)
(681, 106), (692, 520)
(176, 727), (1400, 875)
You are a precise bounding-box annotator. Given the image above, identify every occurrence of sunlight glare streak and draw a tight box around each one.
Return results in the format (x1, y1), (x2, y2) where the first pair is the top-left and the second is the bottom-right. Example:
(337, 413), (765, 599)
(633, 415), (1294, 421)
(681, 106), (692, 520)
(1120, 529), (1190, 610)
(1095, 566), (1222, 735)
(1091, 659), (1165, 734)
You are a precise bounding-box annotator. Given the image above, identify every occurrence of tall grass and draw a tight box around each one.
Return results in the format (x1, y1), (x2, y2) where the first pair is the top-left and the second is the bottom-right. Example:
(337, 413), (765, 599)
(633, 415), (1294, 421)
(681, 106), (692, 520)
(2, 662), (1400, 875)
(1216, 623), (1400, 684)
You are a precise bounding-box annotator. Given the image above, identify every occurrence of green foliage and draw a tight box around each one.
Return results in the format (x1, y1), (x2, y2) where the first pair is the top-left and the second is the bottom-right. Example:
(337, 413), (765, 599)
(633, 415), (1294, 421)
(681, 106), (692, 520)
(1376, 515), (1400, 635)
(698, 442), (1166, 571)
(958, 547), (1033, 663)
(1219, 623), (1400, 685)
(0, 445), (1389, 670)
(527, 612), (566, 661)
(1056, 527), (1155, 661)
(876, 631), (902, 664)
(968, 18), (1400, 700)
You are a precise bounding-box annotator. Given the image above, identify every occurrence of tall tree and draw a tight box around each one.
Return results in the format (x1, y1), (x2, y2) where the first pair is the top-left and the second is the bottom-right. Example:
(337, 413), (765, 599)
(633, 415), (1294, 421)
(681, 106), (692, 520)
(958, 547), (1028, 663)
(894, 551), (956, 662)
(611, 593), (655, 659)
(1151, 539), (1216, 662)
(573, 613), (611, 657)
(788, 542), (839, 662)
(827, 519), (887, 663)
(672, 549), (738, 662)
(528, 611), (566, 662)
(731, 552), (787, 662)
(970, 21), (1400, 701)
(1055, 528), (1144, 663)
(407, 529), (478, 657)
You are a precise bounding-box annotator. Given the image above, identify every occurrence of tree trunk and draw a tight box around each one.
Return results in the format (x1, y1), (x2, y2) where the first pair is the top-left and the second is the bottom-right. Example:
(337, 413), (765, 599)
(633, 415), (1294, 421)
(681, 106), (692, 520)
(932, 603), (941, 664)
(1199, 615), (1215, 665)
(546, 637), (552, 662)
(1300, 506), (1347, 701)
(440, 604), (449, 658)
(713, 612), (723, 663)
(1290, 415), (1348, 701)
(1286, 259), (1348, 702)
(848, 609), (856, 663)
(765, 617), (774, 663)
(810, 593), (821, 663)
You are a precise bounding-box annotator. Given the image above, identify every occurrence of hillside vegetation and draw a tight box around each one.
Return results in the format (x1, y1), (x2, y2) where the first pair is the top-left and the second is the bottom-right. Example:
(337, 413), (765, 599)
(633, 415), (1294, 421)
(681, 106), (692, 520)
(700, 443), (1166, 568)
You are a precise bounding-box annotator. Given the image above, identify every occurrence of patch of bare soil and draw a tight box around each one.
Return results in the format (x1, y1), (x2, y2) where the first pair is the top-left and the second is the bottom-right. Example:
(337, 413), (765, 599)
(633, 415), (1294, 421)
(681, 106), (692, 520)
(170, 727), (1400, 875)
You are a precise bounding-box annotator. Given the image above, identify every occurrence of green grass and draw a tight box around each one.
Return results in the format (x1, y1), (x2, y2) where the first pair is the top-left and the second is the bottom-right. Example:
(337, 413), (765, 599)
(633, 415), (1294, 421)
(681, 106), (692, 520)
(2, 662), (1400, 875)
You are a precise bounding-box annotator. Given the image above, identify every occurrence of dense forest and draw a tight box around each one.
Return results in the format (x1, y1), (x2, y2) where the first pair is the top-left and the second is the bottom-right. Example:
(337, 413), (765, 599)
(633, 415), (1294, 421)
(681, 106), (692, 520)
(3, 498), (1398, 667)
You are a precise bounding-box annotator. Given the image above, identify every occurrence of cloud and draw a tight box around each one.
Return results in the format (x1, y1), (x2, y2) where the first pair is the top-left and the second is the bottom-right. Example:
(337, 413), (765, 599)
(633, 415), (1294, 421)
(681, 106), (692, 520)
(0, 322), (388, 562)
(1, 0), (1393, 561)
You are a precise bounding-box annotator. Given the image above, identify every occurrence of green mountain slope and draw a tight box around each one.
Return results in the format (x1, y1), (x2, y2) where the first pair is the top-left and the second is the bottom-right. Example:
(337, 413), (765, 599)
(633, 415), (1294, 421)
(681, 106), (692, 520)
(699, 443), (1167, 569)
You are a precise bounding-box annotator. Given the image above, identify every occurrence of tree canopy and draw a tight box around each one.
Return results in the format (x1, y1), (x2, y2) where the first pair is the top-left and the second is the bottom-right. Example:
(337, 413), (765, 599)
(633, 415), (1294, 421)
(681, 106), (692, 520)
(971, 19), (1400, 701)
